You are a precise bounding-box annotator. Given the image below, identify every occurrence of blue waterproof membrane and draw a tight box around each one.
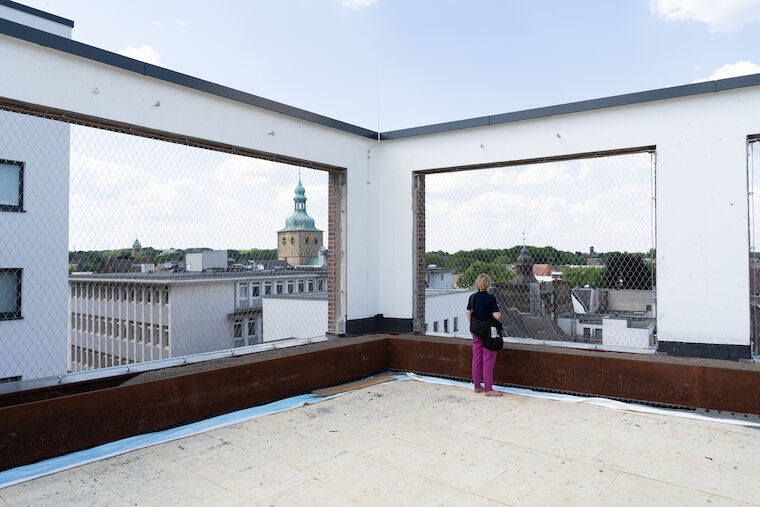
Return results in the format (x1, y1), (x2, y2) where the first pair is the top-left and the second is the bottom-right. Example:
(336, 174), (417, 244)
(0, 374), (409, 489)
(405, 372), (760, 429)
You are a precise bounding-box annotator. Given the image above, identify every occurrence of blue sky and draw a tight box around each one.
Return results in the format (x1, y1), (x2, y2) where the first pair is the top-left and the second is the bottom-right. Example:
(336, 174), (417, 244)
(24, 0), (760, 131)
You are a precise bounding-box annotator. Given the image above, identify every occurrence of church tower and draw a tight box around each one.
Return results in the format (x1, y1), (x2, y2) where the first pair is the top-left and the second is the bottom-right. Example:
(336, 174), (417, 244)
(277, 176), (324, 266)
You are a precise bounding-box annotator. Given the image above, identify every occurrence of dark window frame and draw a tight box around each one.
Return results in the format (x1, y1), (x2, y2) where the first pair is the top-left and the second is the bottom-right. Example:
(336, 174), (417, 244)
(0, 160), (24, 212)
(0, 268), (23, 320)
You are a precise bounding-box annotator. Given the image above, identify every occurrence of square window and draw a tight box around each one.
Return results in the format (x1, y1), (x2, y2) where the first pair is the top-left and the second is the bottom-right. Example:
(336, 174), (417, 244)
(308, 281), (314, 292)
(238, 283), (248, 299)
(0, 160), (23, 212)
(265, 283), (272, 295)
(287, 281), (293, 293)
(433, 321), (439, 332)
(163, 327), (169, 347)
(233, 320), (242, 338)
(318, 280), (324, 291)
(583, 327), (591, 337)
(276, 283), (283, 294)
(248, 319), (256, 337)
(251, 283), (260, 297)
(298, 281), (304, 292)
(595, 328), (603, 340)
(0, 268), (22, 320)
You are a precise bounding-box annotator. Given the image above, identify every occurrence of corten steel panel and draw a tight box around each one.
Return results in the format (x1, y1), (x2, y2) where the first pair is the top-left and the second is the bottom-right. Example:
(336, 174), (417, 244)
(0, 339), (388, 471)
(389, 336), (760, 414)
(0, 373), (139, 409)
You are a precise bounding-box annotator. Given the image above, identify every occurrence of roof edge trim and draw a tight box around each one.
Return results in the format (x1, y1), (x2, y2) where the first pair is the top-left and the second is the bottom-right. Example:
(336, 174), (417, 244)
(380, 74), (760, 140)
(0, 18), (378, 139)
(0, 0), (74, 28)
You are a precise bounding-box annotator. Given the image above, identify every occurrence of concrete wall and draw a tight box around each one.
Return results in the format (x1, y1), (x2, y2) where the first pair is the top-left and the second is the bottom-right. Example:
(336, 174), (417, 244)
(262, 296), (328, 341)
(0, 31), (377, 327)
(376, 88), (760, 349)
(2, 20), (760, 358)
(170, 281), (233, 356)
(425, 290), (471, 337)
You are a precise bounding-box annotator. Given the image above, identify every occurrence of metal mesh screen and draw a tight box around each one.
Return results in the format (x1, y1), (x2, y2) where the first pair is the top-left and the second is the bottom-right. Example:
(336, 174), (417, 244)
(750, 139), (759, 357)
(0, 107), (334, 383)
(420, 151), (656, 351)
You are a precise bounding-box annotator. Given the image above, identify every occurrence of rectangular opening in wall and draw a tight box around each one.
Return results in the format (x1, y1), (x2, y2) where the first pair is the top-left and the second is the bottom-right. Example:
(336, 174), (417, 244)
(749, 138), (760, 357)
(418, 150), (657, 352)
(0, 105), (342, 386)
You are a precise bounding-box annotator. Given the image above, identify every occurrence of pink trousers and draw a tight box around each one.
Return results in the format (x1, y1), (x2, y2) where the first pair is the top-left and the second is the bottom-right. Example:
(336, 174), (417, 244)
(472, 334), (498, 392)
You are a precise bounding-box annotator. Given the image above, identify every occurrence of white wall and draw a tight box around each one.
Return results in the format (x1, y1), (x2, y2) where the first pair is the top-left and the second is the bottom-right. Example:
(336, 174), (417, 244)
(425, 290), (471, 337)
(2, 26), (760, 351)
(0, 32), (378, 325)
(171, 281), (234, 356)
(262, 297), (328, 341)
(376, 89), (760, 347)
(0, 110), (69, 380)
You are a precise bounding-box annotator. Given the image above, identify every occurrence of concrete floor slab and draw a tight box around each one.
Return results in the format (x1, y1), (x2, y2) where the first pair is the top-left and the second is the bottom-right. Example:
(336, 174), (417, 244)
(2, 379), (760, 506)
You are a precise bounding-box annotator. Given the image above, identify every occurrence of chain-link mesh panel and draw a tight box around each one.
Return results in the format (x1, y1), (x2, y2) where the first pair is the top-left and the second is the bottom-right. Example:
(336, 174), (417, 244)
(0, 107), (334, 383)
(420, 152), (656, 350)
(749, 140), (759, 357)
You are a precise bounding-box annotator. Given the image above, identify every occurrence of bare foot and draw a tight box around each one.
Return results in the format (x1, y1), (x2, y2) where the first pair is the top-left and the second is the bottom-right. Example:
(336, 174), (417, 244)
(474, 387), (484, 393)
(485, 390), (503, 397)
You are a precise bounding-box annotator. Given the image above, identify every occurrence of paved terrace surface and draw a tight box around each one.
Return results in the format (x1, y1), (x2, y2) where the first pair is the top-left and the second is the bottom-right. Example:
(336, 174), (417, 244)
(2, 378), (759, 506)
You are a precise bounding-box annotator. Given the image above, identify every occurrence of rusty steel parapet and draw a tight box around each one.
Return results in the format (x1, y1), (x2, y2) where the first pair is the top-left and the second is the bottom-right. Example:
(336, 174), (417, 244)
(0, 336), (388, 472)
(389, 335), (760, 413)
(3, 334), (760, 472)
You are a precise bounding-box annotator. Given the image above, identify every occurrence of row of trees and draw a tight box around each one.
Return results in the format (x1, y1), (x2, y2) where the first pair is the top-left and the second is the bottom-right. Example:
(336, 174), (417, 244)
(429, 247), (655, 290)
(426, 246), (655, 274)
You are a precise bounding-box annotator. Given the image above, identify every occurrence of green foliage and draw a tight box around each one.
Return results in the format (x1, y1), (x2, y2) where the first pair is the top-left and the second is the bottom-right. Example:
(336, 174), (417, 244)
(561, 266), (606, 288)
(457, 261), (515, 288)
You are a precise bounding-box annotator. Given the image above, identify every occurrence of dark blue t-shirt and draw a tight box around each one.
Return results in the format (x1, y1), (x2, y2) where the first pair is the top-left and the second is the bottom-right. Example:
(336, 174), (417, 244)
(467, 291), (499, 322)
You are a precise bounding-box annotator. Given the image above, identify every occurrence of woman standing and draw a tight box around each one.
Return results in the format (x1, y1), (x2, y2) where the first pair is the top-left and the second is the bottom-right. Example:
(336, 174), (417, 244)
(466, 274), (503, 397)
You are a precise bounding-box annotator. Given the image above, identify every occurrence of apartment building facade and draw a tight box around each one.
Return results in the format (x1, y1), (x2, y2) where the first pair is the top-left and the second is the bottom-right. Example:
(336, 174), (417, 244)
(0, 3), (73, 382)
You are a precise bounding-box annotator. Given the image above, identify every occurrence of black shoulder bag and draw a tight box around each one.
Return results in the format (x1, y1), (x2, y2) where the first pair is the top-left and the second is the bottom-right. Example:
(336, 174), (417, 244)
(468, 293), (504, 351)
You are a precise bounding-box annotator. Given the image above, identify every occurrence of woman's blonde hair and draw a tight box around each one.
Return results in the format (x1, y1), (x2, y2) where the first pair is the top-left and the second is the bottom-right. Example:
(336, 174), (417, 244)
(475, 273), (491, 291)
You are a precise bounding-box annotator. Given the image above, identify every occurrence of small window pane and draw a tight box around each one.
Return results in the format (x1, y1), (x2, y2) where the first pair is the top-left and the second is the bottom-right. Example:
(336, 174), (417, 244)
(0, 269), (22, 318)
(0, 161), (22, 209)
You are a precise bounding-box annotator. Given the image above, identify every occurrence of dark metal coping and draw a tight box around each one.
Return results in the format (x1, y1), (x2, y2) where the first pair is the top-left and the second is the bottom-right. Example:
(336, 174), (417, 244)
(0, 0), (74, 28)
(2, 16), (760, 141)
(0, 18), (378, 140)
(380, 73), (760, 140)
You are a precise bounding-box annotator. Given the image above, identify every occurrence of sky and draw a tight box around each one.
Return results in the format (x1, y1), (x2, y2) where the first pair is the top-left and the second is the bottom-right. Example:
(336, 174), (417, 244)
(11, 1), (760, 253)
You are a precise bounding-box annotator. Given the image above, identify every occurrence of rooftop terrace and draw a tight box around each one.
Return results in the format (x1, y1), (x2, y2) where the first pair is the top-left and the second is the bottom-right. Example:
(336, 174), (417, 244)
(2, 375), (759, 505)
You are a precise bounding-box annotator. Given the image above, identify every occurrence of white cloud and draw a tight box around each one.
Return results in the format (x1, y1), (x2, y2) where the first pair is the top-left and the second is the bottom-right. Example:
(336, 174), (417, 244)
(152, 20), (161, 28)
(117, 44), (161, 65)
(650, 0), (760, 32)
(693, 61), (760, 82)
(175, 20), (189, 27)
(342, 0), (378, 9)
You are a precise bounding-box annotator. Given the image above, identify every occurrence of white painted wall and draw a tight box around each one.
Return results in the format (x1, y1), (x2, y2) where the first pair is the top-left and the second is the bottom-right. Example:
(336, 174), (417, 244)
(376, 89), (760, 347)
(425, 290), (471, 337)
(262, 296), (328, 341)
(0, 32), (378, 325)
(170, 281), (234, 356)
(0, 110), (69, 380)
(1, 25), (760, 352)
